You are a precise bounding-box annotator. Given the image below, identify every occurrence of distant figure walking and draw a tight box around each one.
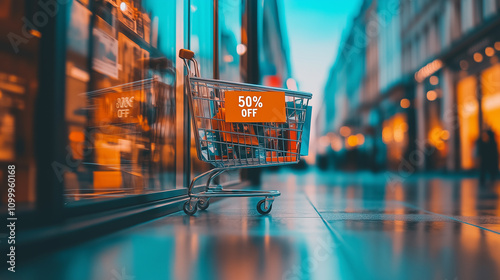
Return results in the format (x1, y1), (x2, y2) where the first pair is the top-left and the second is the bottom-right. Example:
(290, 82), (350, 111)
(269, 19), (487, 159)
(478, 129), (499, 186)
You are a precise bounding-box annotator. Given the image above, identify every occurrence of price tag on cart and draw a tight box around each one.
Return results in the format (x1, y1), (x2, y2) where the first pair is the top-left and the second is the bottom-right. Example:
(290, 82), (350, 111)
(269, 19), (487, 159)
(224, 91), (286, 123)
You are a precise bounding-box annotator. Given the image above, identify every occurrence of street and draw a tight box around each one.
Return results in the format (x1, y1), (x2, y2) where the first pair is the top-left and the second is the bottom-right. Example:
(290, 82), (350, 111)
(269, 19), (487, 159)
(7, 168), (500, 280)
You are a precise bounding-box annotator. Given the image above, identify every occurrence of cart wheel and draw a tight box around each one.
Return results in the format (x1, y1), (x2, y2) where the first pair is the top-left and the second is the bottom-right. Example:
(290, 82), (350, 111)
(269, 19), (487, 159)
(197, 198), (210, 210)
(183, 201), (197, 216)
(256, 199), (273, 215)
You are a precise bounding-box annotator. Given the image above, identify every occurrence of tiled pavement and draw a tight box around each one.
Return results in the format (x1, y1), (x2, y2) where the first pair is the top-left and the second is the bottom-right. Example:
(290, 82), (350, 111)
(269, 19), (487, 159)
(5, 169), (500, 280)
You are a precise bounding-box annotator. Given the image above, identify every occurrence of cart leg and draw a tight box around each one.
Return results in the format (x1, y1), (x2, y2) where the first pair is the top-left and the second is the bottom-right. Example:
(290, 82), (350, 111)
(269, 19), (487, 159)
(188, 169), (221, 196)
(265, 196), (274, 210)
(257, 196), (275, 215)
(184, 198), (199, 216)
(205, 170), (226, 191)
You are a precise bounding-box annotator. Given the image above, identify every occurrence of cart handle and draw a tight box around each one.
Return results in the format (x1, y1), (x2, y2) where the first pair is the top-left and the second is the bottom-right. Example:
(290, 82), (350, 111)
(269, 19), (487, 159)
(179, 49), (195, 60)
(179, 49), (200, 78)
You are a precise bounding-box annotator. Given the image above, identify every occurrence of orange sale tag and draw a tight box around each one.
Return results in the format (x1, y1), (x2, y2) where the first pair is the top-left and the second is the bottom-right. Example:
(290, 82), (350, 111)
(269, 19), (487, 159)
(224, 91), (286, 123)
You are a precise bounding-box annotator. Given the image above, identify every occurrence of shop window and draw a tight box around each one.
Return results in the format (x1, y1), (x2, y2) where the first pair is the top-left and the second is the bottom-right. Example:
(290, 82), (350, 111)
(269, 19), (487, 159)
(457, 75), (479, 170)
(382, 113), (409, 170)
(457, 64), (500, 171)
(190, 0), (214, 78)
(190, 0), (215, 176)
(63, 0), (177, 204)
(423, 73), (448, 170)
(219, 0), (244, 82)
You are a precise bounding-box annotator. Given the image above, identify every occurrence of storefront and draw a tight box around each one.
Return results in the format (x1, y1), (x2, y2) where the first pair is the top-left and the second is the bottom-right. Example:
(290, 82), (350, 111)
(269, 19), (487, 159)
(453, 34), (500, 171)
(0, 0), (291, 241)
(419, 69), (450, 170)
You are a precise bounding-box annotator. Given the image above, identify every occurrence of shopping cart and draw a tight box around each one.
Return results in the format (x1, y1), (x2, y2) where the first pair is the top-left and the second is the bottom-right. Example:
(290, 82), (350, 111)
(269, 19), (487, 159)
(179, 49), (312, 216)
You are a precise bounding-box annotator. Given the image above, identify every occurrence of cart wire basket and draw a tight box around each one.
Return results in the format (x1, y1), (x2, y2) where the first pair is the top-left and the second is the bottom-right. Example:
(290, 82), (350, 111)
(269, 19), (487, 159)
(180, 49), (312, 216)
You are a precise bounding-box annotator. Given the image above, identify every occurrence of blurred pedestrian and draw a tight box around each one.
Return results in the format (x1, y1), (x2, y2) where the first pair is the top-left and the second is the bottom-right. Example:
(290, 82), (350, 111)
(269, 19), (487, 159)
(478, 129), (499, 186)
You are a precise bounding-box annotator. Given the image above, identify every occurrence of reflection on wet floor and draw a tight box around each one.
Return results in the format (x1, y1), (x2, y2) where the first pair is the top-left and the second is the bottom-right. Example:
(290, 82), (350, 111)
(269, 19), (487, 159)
(5, 169), (500, 280)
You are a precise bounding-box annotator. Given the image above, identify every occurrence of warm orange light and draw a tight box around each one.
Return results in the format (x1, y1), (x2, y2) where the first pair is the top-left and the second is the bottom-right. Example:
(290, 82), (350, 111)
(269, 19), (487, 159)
(382, 127), (392, 144)
(428, 127), (447, 151)
(427, 90), (437, 101)
(441, 130), (450, 140)
(400, 98), (410, 109)
(495, 42), (500, 51)
(399, 122), (409, 132)
(340, 126), (351, 137)
(29, 29), (42, 38)
(69, 131), (85, 142)
(94, 171), (122, 189)
(383, 114), (408, 162)
(473, 52), (483, 63)
(429, 75), (439, 85)
(436, 142), (445, 150)
(347, 135), (358, 147)
(485, 47), (495, 57)
(394, 128), (404, 143)
(415, 59), (442, 82)
(356, 134), (365, 145)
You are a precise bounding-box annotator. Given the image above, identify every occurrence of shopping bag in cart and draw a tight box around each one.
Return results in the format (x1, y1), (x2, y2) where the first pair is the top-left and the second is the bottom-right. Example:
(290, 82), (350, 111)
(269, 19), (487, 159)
(211, 107), (259, 146)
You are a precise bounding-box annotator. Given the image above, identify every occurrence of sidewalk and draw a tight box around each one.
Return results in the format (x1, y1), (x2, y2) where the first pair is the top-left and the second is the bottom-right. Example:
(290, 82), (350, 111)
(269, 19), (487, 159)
(4, 168), (500, 280)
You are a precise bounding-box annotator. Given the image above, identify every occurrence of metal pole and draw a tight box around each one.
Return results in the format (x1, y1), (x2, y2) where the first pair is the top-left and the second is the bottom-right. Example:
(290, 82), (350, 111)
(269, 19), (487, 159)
(35, 0), (69, 224)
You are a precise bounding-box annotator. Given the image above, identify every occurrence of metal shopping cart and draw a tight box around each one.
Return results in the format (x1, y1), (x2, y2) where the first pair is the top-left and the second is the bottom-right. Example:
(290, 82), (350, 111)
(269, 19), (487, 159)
(180, 49), (312, 216)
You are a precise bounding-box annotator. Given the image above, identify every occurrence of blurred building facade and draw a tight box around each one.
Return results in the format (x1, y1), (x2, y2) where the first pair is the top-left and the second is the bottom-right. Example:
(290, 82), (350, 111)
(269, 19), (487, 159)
(322, 0), (500, 172)
(322, 1), (371, 169)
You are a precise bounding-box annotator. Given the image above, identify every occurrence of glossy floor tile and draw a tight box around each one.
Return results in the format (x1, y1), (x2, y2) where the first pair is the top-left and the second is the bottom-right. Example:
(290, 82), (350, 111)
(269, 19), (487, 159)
(4, 169), (500, 280)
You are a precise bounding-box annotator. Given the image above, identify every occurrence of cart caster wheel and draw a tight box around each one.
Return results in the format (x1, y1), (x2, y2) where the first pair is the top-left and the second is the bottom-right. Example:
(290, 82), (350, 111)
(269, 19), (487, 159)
(257, 199), (273, 215)
(183, 201), (197, 216)
(197, 198), (210, 210)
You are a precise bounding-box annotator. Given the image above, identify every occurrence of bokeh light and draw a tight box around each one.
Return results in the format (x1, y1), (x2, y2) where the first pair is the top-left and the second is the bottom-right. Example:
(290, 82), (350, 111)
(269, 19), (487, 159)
(473, 52), (483, 63)
(427, 90), (437, 101)
(400, 98), (410, 109)
(485, 47), (495, 57)
(340, 126), (351, 137)
(429, 75), (439, 85)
